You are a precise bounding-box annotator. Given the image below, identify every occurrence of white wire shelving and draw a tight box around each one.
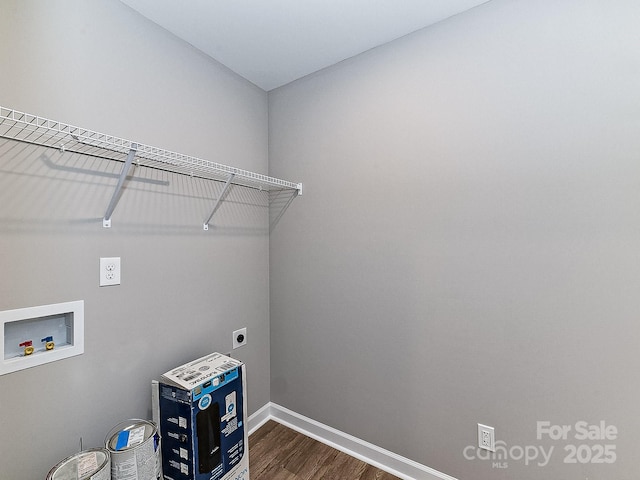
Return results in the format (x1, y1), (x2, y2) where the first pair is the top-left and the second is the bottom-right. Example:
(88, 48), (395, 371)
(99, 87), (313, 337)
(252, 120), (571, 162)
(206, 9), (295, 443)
(0, 106), (302, 229)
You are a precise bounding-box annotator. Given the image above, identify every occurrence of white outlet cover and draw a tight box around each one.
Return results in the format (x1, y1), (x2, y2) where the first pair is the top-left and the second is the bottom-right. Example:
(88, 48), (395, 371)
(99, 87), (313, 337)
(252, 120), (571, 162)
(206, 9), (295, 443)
(100, 257), (121, 287)
(478, 423), (496, 452)
(232, 327), (247, 349)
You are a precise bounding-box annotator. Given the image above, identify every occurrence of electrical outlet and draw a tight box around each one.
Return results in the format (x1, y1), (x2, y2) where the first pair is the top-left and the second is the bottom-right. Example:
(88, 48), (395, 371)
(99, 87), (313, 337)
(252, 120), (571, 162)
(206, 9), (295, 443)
(100, 257), (121, 287)
(232, 328), (247, 349)
(478, 424), (495, 452)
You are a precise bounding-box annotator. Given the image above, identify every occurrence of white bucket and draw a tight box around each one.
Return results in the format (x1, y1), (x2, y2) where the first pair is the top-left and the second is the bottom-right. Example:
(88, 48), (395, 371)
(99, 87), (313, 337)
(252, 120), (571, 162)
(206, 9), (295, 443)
(105, 419), (162, 480)
(46, 448), (111, 480)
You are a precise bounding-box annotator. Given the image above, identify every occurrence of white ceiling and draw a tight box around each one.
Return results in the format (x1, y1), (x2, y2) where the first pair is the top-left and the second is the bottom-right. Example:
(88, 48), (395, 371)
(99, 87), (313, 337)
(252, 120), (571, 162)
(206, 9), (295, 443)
(120, 0), (490, 91)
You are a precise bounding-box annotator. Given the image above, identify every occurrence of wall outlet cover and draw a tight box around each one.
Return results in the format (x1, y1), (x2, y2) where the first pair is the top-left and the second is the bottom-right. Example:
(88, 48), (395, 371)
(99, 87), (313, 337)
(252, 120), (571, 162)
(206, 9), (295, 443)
(232, 328), (247, 349)
(100, 257), (121, 287)
(478, 423), (495, 452)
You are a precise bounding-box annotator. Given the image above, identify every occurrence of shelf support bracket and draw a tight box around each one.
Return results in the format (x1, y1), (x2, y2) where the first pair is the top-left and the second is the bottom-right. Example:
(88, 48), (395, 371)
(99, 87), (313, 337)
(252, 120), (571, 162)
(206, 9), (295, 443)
(103, 144), (138, 228)
(203, 173), (235, 231)
(269, 189), (299, 232)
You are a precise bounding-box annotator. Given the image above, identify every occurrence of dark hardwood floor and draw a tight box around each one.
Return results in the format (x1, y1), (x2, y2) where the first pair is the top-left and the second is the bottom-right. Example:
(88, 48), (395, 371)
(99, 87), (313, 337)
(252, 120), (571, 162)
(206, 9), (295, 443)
(249, 420), (401, 480)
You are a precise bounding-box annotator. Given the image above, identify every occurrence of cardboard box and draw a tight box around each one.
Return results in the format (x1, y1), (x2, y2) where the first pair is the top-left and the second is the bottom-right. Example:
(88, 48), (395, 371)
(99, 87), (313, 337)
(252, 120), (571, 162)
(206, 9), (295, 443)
(152, 353), (249, 480)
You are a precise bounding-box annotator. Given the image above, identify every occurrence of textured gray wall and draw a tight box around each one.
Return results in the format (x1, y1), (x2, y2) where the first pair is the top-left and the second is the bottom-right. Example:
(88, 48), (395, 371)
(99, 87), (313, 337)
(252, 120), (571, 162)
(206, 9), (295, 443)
(0, 1), (269, 479)
(269, 0), (640, 478)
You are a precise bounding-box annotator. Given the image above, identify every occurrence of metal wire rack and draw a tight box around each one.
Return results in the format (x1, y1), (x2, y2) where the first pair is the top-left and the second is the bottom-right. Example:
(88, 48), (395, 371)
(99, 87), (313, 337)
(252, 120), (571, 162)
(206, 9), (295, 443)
(0, 106), (302, 228)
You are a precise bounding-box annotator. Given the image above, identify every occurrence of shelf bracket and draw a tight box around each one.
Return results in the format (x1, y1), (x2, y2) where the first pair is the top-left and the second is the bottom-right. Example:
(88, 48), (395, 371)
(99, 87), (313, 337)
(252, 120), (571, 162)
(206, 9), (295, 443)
(203, 173), (235, 231)
(269, 189), (299, 232)
(103, 144), (138, 228)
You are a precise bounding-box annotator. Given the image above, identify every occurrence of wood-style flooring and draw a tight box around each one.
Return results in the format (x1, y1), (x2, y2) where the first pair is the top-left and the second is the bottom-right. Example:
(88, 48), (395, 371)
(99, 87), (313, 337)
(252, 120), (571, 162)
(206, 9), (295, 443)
(249, 420), (401, 480)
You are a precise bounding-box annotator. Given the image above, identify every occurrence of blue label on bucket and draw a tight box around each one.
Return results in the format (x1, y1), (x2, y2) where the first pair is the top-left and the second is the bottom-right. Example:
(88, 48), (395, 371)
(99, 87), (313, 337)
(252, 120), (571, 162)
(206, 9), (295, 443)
(115, 431), (130, 451)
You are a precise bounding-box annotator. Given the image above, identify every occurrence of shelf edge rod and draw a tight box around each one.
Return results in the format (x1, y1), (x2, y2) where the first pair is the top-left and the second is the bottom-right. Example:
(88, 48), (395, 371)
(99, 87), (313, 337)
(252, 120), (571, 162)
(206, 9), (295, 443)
(103, 145), (138, 228)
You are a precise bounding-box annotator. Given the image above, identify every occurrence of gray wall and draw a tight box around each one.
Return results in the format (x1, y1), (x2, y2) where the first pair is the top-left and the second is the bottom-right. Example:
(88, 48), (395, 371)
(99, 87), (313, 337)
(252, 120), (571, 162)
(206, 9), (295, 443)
(0, 1), (270, 479)
(269, 0), (640, 478)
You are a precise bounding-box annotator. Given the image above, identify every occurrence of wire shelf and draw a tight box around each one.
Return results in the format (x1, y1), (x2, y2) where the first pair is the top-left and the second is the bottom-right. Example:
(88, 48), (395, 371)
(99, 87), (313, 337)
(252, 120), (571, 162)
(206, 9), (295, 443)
(0, 106), (302, 193)
(0, 106), (301, 228)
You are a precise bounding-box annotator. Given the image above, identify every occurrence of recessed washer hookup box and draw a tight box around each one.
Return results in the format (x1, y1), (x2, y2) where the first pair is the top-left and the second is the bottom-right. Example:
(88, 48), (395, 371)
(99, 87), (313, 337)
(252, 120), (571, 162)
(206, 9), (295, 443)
(152, 352), (249, 480)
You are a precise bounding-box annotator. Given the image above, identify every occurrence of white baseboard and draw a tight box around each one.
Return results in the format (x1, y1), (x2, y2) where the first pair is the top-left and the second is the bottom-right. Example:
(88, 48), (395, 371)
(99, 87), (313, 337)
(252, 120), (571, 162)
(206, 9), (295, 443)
(247, 402), (457, 480)
(247, 402), (272, 435)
